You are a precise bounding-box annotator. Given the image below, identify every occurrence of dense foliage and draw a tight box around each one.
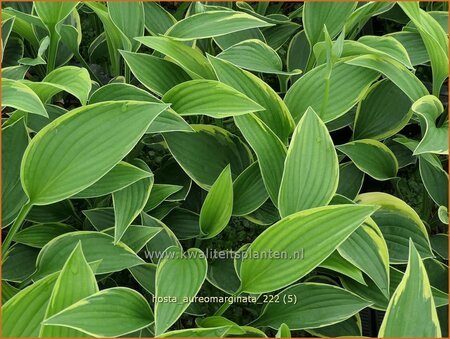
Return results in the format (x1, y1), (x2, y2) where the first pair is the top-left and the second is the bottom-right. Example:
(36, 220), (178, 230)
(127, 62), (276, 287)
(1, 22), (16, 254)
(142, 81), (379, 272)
(1, 1), (449, 338)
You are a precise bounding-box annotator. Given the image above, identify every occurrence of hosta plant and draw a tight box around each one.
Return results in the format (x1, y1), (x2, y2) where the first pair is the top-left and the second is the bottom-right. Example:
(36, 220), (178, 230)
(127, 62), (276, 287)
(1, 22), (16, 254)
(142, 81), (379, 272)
(1, 1), (448, 338)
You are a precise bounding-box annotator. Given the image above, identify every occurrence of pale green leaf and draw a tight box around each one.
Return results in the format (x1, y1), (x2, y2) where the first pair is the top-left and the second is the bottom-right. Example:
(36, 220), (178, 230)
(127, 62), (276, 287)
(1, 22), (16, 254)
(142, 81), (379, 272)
(379, 241), (441, 337)
(411, 95), (448, 155)
(2, 78), (47, 117)
(165, 10), (272, 40)
(278, 107), (339, 217)
(209, 54), (294, 143)
(217, 39), (301, 75)
(162, 80), (264, 118)
(43, 287), (153, 337)
(200, 165), (233, 238)
(284, 62), (379, 123)
(35, 231), (144, 278)
(21, 101), (167, 205)
(240, 204), (377, 293)
(40, 243), (98, 337)
(120, 50), (192, 96)
(113, 160), (153, 243)
(345, 54), (428, 101)
(74, 161), (152, 199)
(13, 223), (75, 248)
(155, 247), (207, 336)
(135, 36), (215, 79)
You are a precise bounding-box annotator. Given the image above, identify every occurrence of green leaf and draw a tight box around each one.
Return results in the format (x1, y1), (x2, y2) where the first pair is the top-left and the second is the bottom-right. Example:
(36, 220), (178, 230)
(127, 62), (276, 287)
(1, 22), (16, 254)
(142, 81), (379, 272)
(165, 10), (272, 40)
(83, 207), (115, 231)
(164, 125), (252, 189)
(163, 208), (201, 240)
(199, 165), (233, 239)
(113, 160), (153, 243)
(232, 162), (268, 216)
(306, 315), (362, 337)
(74, 161), (152, 199)
(129, 263), (157, 295)
(340, 36), (414, 69)
(207, 257), (241, 295)
(341, 266), (448, 311)
(43, 287), (153, 337)
(159, 327), (232, 338)
(21, 101), (168, 205)
(2, 273), (58, 337)
(411, 95), (448, 155)
(431, 234), (448, 260)
(163, 80), (264, 118)
(142, 214), (182, 261)
(235, 114), (287, 207)
(135, 36), (215, 79)
(217, 39), (301, 75)
(143, 2), (176, 35)
(121, 50), (192, 96)
(2, 16), (15, 57)
(3, 244), (39, 282)
(336, 162), (364, 200)
(40, 66), (92, 105)
(19, 36), (49, 66)
(145, 184), (184, 212)
(88, 82), (192, 134)
(354, 80), (413, 140)
(2, 78), (47, 116)
(337, 139), (398, 181)
(155, 247), (207, 336)
(379, 241), (441, 337)
(263, 21), (300, 51)
(240, 204), (377, 293)
(304, 2), (356, 44)
(279, 107), (339, 217)
(338, 219), (390, 297)
(319, 251), (366, 285)
(284, 62), (379, 123)
(345, 54), (428, 102)
(103, 225), (161, 253)
(344, 3), (395, 38)
(398, 2), (448, 96)
(356, 192), (433, 263)
(84, 2), (123, 76)
(419, 154), (448, 207)
(13, 223), (75, 248)
(34, 2), (77, 30)
(209, 54), (294, 143)
(35, 231), (144, 278)
(108, 2), (144, 51)
(2, 65), (29, 80)
(276, 323), (291, 338)
(40, 243), (98, 337)
(2, 118), (29, 227)
(390, 31), (429, 66)
(253, 283), (371, 329)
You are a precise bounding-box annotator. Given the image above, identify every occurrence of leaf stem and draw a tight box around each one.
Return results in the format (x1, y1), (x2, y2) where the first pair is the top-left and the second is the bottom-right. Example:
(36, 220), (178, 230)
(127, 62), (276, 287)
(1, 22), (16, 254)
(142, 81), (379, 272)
(2, 202), (33, 257)
(213, 288), (243, 316)
(47, 29), (59, 74)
